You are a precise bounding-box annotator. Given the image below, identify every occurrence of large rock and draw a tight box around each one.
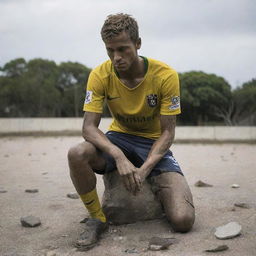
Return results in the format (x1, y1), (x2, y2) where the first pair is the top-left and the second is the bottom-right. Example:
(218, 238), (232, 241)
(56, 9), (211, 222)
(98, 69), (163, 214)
(102, 171), (163, 225)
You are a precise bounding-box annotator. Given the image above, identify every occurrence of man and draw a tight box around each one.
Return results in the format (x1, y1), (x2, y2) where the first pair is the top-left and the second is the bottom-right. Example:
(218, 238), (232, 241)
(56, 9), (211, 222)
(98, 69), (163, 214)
(68, 13), (195, 251)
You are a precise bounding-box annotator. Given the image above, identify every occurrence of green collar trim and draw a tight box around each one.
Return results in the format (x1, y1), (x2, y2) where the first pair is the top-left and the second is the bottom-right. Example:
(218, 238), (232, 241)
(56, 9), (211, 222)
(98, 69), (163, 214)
(141, 56), (148, 74)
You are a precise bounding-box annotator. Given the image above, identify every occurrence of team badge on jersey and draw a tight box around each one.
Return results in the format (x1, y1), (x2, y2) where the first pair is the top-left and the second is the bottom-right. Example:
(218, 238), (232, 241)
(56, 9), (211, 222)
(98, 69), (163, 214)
(85, 90), (92, 104)
(147, 94), (158, 107)
(169, 96), (180, 110)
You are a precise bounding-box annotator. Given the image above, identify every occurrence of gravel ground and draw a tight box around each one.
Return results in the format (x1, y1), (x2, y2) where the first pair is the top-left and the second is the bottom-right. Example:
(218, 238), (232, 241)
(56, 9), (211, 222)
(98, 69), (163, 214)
(0, 134), (255, 256)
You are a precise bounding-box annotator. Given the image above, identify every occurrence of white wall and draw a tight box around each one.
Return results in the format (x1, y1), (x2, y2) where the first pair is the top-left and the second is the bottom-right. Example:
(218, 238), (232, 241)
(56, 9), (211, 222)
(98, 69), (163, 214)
(0, 118), (255, 142)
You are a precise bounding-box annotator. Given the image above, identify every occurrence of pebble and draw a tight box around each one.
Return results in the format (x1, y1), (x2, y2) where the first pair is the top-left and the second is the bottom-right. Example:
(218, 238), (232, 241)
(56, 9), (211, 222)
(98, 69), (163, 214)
(80, 217), (89, 223)
(215, 222), (241, 239)
(67, 192), (79, 199)
(231, 184), (240, 188)
(25, 189), (39, 193)
(113, 236), (126, 241)
(148, 237), (177, 251)
(234, 202), (251, 209)
(194, 180), (213, 187)
(205, 244), (229, 252)
(20, 215), (41, 227)
(231, 207), (236, 211)
(124, 248), (139, 254)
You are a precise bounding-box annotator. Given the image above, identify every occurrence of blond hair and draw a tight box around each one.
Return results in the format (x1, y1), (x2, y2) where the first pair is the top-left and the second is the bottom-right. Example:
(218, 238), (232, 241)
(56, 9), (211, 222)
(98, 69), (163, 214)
(101, 13), (139, 43)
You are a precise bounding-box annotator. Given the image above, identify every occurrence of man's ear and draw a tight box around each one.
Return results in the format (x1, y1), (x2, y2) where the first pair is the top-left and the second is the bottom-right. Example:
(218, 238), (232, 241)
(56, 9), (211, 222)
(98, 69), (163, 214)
(136, 38), (141, 50)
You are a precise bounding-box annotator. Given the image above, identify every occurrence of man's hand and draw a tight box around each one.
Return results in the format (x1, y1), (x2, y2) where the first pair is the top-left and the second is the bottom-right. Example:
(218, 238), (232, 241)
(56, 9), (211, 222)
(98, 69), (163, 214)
(137, 166), (149, 183)
(116, 157), (142, 195)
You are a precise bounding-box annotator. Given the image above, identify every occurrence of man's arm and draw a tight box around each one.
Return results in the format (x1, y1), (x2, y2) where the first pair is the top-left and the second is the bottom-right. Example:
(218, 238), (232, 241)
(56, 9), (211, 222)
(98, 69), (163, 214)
(82, 111), (141, 194)
(138, 115), (176, 181)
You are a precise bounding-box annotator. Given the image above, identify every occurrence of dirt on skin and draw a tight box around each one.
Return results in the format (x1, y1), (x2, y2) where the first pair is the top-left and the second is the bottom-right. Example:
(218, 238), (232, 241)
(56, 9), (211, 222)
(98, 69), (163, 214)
(0, 135), (255, 256)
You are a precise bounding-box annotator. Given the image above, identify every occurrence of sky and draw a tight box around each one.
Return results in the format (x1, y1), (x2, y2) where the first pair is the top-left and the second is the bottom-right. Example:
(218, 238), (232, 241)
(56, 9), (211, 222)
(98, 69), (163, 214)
(0, 0), (255, 88)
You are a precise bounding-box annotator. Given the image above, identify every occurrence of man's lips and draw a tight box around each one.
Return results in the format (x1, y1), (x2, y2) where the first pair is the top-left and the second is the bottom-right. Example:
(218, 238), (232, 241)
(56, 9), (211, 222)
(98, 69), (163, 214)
(115, 62), (126, 67)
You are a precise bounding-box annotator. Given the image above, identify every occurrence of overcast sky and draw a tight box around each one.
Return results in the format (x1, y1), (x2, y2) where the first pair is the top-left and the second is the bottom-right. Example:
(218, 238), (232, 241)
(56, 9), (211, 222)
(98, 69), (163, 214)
(1, 0), (255, 88)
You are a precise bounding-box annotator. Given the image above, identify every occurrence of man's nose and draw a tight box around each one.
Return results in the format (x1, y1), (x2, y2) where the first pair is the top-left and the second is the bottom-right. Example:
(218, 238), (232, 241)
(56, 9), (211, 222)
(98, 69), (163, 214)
(113, 52), (122, 62)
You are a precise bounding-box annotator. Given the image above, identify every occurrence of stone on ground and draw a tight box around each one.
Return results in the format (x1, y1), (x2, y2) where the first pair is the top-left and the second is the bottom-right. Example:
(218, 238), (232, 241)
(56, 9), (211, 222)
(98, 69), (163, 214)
(214, 222), (241, 239)
(204, 244), (229, 252)
(124, 248), (139, 253)
(234, 202), (251, 209)
(67, 192), (79, 199)
(25, 189), (39, 193)
(102, 171), (163, 224)
(148, 237), (177, 251)
(231, 184), (240, 188)
(20, 215), (41, 227)
(194, 180), (213, 187)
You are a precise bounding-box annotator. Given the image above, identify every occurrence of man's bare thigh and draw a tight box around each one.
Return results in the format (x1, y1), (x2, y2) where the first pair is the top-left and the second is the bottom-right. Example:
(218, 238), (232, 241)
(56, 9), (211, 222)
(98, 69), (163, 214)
(150, 172), (194, 210)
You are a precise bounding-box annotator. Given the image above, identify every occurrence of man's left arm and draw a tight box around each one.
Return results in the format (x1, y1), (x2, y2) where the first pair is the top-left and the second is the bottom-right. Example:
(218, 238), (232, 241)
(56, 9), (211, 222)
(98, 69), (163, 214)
(138, 114), (176, 181)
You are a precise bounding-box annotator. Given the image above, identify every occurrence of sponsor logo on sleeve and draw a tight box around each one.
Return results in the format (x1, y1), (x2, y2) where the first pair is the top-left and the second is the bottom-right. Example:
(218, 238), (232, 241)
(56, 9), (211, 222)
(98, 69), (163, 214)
(84, 90), (92, 104)
(169, 96), (180, 110)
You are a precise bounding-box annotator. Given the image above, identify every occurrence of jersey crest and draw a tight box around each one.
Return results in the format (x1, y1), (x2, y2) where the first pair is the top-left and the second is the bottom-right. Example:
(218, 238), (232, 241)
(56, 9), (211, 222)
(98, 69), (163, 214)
(147, 94), (158, 107)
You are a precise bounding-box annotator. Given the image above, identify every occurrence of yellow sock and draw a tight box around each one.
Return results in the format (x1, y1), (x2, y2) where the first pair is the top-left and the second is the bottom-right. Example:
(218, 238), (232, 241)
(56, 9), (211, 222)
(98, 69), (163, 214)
(80, 188), (106, 223)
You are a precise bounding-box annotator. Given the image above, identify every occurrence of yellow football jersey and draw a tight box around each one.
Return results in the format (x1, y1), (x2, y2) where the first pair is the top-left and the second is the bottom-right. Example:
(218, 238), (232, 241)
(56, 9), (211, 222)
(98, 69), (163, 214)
(83, 57), (181, 140)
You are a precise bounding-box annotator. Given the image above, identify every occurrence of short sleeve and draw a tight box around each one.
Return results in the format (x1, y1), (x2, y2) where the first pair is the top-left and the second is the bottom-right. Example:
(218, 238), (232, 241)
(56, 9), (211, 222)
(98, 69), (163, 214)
(83, 70), (105, 113)
(160, 71), (181, 115)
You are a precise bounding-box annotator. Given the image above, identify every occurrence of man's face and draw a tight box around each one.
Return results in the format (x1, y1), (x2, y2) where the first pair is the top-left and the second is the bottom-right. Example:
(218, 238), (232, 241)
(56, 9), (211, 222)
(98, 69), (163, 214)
(104, 31), (141, 72)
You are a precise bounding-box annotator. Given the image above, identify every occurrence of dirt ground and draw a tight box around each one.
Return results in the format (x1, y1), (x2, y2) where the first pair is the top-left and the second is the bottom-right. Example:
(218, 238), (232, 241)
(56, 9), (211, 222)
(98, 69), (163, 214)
(0, 135), (255, 256)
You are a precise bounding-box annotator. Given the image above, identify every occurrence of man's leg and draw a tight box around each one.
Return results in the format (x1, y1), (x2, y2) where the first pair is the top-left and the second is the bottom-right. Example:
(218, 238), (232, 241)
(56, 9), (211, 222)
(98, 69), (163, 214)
(67, 141), (108, 250)
(151, 172), (195, 233)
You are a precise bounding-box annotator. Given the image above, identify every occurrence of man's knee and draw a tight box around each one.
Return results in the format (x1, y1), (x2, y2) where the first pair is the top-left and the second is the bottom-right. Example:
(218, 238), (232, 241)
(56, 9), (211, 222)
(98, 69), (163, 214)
(68, 142), (94, 167)
(68, 145), (84, 164)
(166, 211), (195, 233)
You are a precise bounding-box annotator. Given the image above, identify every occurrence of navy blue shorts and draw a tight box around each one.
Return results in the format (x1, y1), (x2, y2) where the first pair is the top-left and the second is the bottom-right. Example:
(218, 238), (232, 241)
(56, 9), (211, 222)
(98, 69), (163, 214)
(94, 131), (183, 178)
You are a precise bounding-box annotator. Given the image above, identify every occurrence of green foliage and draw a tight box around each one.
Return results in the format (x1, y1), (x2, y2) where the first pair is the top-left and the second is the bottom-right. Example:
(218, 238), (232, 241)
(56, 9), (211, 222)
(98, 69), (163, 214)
(0, 58), (91, 117)
(179, 71), (232, 125)
(2, 58), (27, 77)
(57, 62), (90, 117)
(232, 79), (256, 125)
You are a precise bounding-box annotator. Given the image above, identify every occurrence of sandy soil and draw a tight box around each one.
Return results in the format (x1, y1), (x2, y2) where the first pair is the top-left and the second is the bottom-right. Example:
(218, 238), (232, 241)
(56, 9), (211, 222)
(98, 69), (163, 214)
(0, 135), (255, 256)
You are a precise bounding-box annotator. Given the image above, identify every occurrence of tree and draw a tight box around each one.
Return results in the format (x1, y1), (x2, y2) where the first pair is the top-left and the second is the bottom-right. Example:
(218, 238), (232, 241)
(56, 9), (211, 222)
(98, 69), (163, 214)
(23, 59), (61, 117)
(2, 58), (27, 77)
(0, 58), (28, 117)
(57, 62), (91, 117)
(0, 58), (91, 117)
(179, 71), (232, 125)
(232, 79), (256, 125)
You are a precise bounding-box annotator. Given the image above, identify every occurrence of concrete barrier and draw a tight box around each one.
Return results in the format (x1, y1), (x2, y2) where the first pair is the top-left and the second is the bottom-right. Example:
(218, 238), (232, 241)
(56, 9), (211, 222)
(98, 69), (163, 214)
(0, 118), (255, 142)
(175, 126), (256, 142)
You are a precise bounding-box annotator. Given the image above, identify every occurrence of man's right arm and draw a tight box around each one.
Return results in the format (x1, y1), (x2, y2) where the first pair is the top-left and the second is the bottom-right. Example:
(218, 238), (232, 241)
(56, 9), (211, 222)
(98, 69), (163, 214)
(82, 111), (141, 195)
